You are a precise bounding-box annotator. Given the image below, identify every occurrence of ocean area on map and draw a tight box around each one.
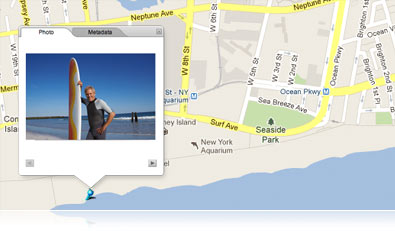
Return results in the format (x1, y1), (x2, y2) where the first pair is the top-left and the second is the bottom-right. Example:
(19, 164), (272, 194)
(117, 0), (164, 11)
(53, 147), (395, 210)
(26, 112), (155, 140)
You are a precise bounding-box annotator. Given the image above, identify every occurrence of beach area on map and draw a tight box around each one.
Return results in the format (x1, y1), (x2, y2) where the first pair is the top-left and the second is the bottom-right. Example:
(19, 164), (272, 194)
(26, 112), (155, 140)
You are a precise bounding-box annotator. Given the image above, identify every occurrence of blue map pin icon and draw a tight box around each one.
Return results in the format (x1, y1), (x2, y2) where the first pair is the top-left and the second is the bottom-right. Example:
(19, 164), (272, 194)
(86, 188), (94, 200)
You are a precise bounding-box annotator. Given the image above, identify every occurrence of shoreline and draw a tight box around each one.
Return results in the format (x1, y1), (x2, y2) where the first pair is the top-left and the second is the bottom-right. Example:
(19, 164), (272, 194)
(26, 116), (67, 120)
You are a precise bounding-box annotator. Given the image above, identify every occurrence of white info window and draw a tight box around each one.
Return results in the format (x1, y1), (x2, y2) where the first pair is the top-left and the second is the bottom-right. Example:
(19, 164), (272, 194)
(19, 26), (164, 187)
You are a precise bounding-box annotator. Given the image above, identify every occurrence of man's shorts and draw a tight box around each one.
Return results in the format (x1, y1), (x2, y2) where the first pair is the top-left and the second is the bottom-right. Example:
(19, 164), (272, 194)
(86, 128), (106, 140)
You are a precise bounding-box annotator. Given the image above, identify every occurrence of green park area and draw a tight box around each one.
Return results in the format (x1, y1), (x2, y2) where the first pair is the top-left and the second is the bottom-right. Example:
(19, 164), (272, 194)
(376, 112), (393, 125)
(243, 101), (314, 129)
(294, 73), (306, 85)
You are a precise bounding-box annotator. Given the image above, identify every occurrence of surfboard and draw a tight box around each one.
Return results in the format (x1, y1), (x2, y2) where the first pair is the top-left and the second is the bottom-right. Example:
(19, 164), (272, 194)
(69, 58), (82, 140)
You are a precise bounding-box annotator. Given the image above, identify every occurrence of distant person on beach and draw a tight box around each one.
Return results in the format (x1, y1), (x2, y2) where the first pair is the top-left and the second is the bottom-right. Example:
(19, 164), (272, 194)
(78, 80), (116, 140)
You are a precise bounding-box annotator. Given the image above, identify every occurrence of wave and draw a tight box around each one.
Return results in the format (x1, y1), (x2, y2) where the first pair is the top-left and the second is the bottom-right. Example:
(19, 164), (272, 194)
(106, 132), (155, 136)
(114, 116), (155, 120)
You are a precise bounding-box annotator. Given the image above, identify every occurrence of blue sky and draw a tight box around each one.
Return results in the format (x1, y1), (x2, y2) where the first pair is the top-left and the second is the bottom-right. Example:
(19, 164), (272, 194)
(26, 53), (155, 117)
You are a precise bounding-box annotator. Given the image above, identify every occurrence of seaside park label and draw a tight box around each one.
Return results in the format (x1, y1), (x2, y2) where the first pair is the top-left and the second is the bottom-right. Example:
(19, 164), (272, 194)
(256, 125), (286, 144)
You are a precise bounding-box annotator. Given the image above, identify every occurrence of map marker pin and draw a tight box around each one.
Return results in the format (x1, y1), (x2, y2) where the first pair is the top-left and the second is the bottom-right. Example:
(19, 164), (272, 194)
(86, 188), (94, 200)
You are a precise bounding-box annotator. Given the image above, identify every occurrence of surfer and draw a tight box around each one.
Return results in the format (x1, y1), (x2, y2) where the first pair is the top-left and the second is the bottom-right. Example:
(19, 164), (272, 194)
(77, 81), (115, 140)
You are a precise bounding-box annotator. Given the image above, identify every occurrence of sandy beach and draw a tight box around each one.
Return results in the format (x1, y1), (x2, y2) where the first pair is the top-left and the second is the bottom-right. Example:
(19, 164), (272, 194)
(26, 131), (62, 140)
(26, 112), (155, 140)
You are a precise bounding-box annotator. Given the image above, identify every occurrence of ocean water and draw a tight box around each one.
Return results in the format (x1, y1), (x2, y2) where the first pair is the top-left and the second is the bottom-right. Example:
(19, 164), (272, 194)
(53, 147), (395, 210)
(117, 0), (164, 11)
(27, 112), (155, 140)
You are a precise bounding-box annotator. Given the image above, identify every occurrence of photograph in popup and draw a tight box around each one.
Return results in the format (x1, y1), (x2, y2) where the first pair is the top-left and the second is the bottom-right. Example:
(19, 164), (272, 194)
(26, 53), (155, 140)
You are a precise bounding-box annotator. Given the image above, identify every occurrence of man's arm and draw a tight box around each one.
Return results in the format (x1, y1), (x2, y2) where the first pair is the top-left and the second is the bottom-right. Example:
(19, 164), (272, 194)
(77, 81), (89, 105)
(97, 112), (115, 134)
(81, 97), (89, 105)
(96, 99), (115, 134)
(99, 112), (115, 134)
